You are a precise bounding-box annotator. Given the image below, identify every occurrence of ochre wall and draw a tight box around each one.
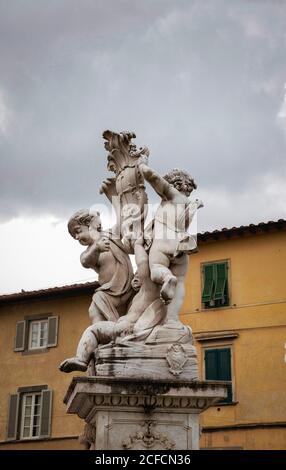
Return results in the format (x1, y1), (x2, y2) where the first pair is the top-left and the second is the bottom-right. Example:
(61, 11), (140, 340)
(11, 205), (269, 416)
(182, 231), (286, 312)
(0, 292), (92, 448)
(181, 230), (286, 449)
(200, 427), (286, 450)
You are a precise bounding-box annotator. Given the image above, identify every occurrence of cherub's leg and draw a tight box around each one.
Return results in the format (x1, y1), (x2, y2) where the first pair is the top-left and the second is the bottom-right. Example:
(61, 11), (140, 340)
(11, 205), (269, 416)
(125, 292), (145, 323)
(149, 248), (177, 304)
(165, 255), (189, 325)
(164, 276), (185, 325)
(59, 325), (98, 373)
(89, 300), (105, 324)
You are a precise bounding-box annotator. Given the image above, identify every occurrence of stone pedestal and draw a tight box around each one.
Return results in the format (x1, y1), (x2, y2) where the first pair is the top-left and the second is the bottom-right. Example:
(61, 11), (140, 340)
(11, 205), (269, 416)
(64, 377), (227, 450)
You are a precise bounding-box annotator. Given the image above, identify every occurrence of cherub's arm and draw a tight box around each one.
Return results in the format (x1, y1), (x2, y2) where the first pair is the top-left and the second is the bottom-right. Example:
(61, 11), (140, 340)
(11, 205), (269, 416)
(80, 244), (100, 269)
(80, 238), (110, 269)
(139, 160), (174, 200)
(99, 177), (121, 235)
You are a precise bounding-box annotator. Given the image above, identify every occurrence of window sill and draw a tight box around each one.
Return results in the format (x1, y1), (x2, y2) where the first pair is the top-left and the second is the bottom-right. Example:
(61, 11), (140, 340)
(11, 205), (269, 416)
(195, 331), (239, 342)
(1, 436), (79, 446)
(201, 305), (231, 312)
(22, 348), (49, 356)
(5, 437), (51, 443)
(212, 401), (239, 407)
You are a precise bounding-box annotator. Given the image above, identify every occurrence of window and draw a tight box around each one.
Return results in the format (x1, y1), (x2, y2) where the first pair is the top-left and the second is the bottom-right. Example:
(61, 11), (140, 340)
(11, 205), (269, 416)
(20, 393), (42, 439)
(14, 315), (58, 353)
(29, 320), (48, 349)
(202, 261), (229, 308)
(204, 348), (233, 404)
(6, 387), (52, 441)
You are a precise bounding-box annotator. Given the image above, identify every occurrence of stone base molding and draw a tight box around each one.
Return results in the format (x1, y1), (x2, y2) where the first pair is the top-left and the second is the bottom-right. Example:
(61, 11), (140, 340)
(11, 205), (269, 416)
(64, 377), (227, 450)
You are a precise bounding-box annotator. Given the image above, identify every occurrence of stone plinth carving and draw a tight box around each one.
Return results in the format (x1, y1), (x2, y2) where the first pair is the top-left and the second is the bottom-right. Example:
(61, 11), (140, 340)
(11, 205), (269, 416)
(64, 377), (227, 450)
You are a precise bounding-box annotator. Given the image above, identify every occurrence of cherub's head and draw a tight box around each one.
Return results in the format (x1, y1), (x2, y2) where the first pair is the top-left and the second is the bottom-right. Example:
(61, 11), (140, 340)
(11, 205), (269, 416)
(68, 209), (102, 246)
(163, 169), (197, 197)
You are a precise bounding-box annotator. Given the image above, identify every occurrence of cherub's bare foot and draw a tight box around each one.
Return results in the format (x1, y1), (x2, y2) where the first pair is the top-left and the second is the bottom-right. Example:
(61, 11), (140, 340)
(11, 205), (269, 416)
(160, 275), (177, 305)
(59, 357), (88, 373)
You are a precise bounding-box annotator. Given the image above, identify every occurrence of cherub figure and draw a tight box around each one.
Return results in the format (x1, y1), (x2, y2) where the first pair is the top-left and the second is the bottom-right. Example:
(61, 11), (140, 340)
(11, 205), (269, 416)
(139, 159), (203, 322)
(68, 209), (134, 323)
(59, 237), (166, 373)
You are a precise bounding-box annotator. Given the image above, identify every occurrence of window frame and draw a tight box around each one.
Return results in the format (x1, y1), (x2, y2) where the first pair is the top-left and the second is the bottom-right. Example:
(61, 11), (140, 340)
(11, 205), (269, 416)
(201, 259), (231, 310)
(202, 343), (236, 405)
(14, 313), (58, 355)
(6, 386), (52, 442)
(20, 392), (42, 440)
(28, 319), (49, 350)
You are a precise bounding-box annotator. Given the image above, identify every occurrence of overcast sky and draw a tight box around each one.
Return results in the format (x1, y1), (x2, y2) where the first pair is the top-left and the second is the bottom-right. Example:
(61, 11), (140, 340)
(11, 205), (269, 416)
(1, 0), (286, 294)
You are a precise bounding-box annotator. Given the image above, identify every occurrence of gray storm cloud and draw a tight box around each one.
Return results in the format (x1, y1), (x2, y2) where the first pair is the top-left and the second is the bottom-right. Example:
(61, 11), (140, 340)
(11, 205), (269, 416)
(0, 0), (286, 227)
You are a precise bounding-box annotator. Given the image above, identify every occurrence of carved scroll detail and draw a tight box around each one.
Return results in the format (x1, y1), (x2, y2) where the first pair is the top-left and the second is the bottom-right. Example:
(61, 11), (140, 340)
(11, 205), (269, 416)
(122, 420), (175, 450)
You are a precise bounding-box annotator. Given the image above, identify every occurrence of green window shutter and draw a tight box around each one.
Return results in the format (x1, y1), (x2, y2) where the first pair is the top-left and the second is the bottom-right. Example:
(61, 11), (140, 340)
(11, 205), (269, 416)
(205, 349), (219, 380)
(202, 264), (215, 303)
(214, 263), (228, 302)
(218, 348), (231, 380)
(7, 393), (20, 440)
(205, 348), (233, 403)
(14, 321), (26, 352)
(47, 316), (58, 348)
(40, 389), (52, 438)
(218, 348), (232, 403)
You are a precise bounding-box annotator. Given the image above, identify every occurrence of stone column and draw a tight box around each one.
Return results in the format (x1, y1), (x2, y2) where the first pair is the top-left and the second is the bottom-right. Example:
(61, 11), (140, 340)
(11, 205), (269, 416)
(64, 377), (227, 450)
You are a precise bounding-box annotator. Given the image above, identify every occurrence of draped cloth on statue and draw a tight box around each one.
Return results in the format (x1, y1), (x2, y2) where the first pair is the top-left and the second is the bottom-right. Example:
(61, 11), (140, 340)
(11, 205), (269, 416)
(115, 298), (166, 345)
(92, 231), (134, 321)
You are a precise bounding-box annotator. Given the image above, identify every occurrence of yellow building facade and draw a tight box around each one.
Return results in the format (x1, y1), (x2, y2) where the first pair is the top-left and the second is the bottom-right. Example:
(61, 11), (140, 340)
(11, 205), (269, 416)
(0, 283), (93, 450)
(0, 220), (285, 450)
(182, 219), (286, 450)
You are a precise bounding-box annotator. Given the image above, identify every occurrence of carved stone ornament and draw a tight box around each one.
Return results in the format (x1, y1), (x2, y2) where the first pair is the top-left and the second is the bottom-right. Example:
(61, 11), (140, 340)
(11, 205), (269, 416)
(102, 130), (149, 253)
(122, 420), (175, 450)
(78, 423), (96, 450)
(166, 343), (188, 376)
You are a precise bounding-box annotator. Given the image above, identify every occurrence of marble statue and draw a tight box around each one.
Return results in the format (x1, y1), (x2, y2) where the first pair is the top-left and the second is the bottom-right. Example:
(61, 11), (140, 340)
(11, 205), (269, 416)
(61, 131), (229, 452)
(67, 209), (134, 323)
(138, 158), (203, 324)
(59, 236), (165, 373)
(59, 130), (202, 380)
(102, 129), (149, 253)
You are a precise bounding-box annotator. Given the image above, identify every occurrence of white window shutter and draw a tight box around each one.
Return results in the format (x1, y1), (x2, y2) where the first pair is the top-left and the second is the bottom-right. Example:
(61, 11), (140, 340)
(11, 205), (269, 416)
(47, 316), (58, 347)
(40, 389), (52, 438)
(14, 321), (26, 351)
(7, 393), (20, 440)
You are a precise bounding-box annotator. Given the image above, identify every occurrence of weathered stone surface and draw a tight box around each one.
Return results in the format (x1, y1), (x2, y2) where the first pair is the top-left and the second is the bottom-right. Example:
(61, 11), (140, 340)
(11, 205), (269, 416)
(64, 376), (227, 450)
(59, 131), (203, 377)
(94, 341), (198, 380)
(60, 130), (223, 450)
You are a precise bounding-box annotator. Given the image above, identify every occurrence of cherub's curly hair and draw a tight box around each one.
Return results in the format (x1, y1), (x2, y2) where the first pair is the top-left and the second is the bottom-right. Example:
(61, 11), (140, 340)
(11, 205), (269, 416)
(67, 209), (93, 238)
(163, 168), (197, 192)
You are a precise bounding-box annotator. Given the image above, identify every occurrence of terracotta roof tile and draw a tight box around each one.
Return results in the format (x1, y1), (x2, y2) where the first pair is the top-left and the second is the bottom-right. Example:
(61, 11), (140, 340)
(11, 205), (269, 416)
(0, 281), (99, 304)
(198, 218), (286, 242)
